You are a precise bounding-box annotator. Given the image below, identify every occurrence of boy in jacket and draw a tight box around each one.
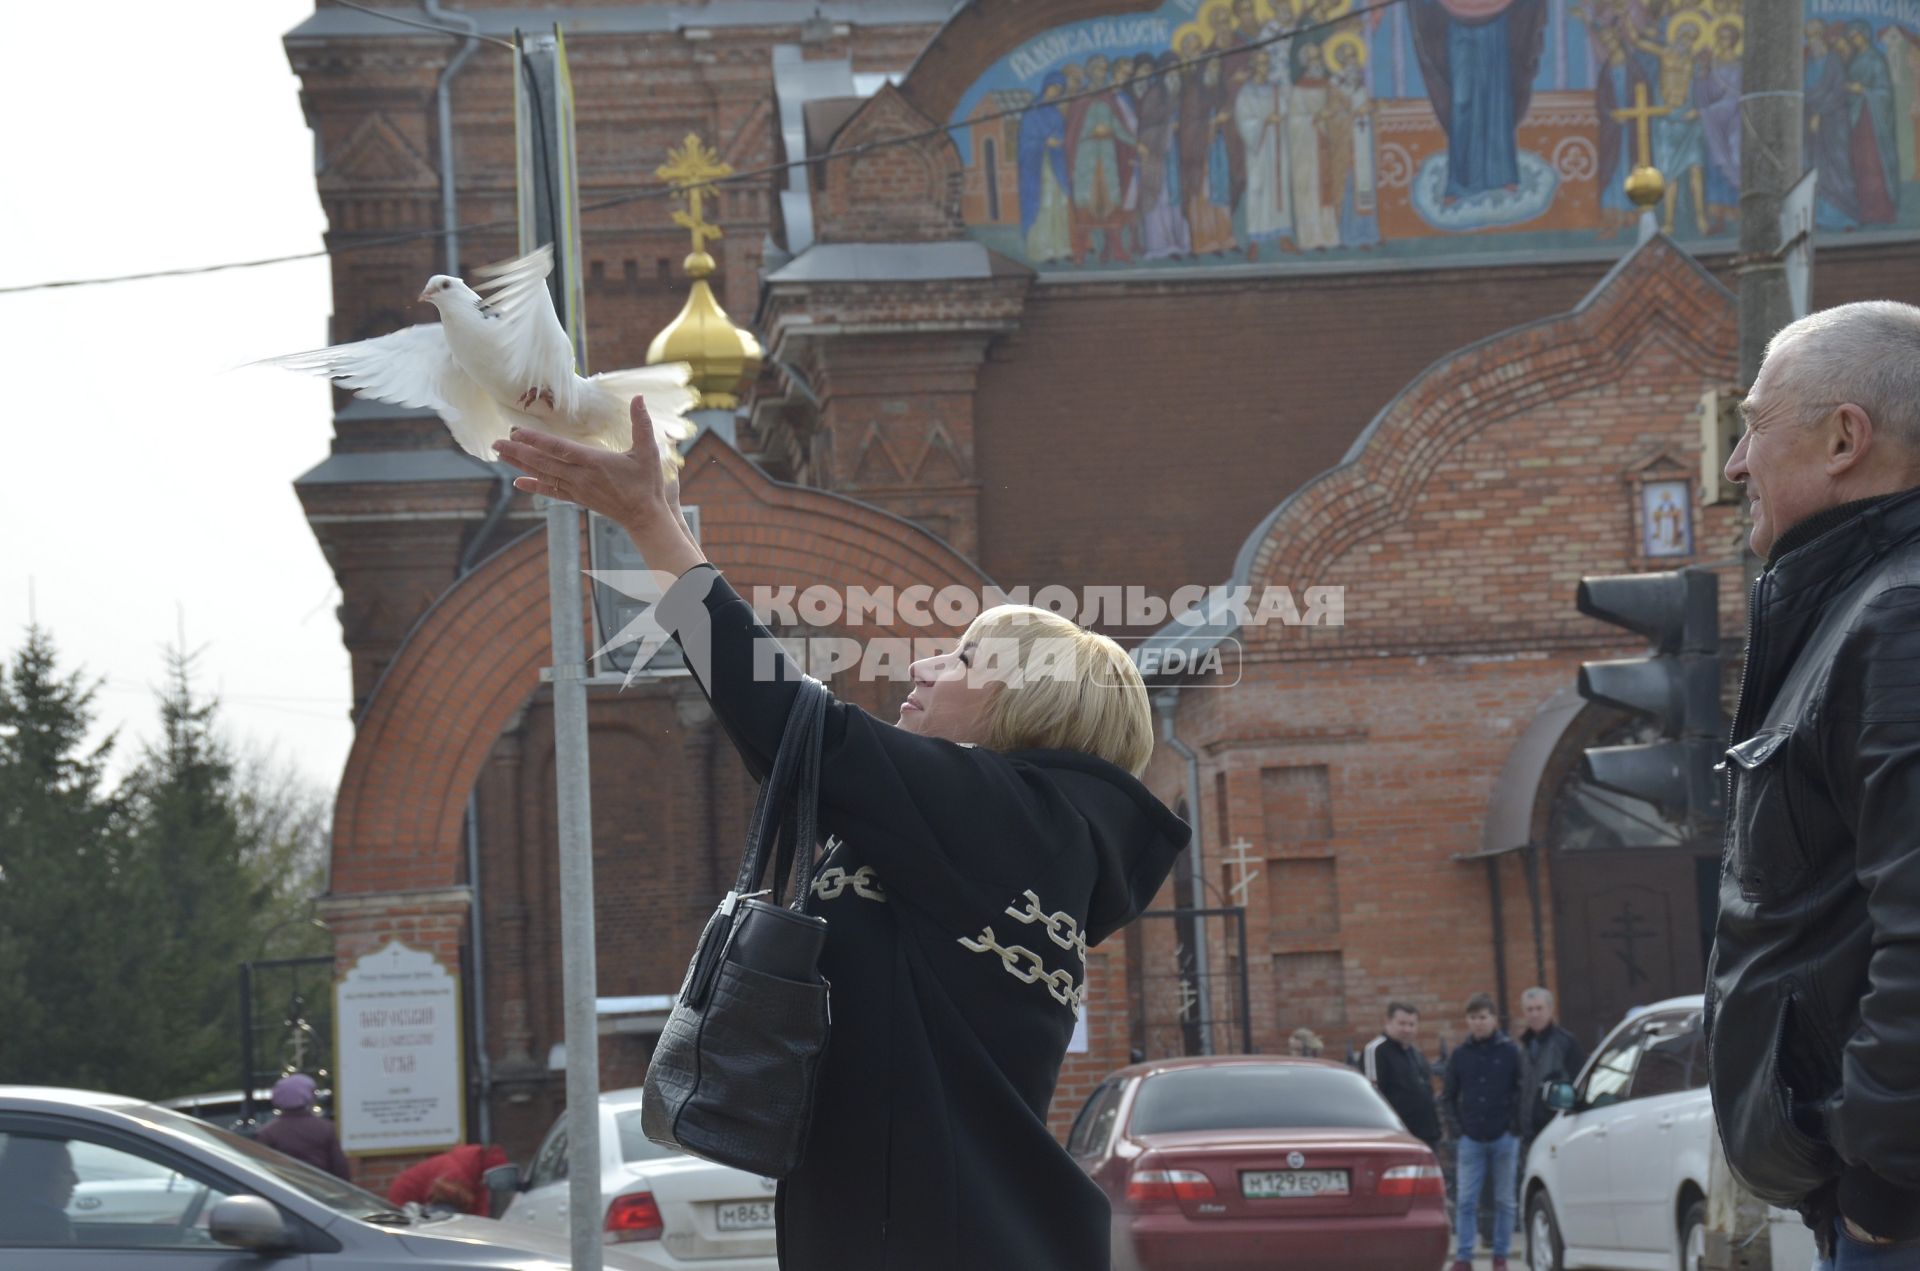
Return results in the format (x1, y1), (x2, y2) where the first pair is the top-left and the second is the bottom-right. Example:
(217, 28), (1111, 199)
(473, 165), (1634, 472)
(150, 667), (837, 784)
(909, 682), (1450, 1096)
(1442, 993), (1521, 1271)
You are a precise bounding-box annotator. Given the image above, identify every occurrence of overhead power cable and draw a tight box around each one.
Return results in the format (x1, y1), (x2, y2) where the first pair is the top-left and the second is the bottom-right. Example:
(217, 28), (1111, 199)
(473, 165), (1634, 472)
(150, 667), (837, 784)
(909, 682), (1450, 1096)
(0, 0), (1406, 297)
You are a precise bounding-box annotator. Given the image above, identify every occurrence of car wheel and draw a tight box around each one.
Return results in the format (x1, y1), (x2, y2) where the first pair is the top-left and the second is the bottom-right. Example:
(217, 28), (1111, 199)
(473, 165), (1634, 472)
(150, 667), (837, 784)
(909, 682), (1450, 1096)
(1527, 1190), (1564, 1271)
(1681, 1200), (1707, 1271)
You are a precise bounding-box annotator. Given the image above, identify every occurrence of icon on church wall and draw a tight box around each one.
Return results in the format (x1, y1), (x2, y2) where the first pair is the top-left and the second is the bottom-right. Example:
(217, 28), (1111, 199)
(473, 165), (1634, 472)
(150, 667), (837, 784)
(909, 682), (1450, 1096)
(1640, 479), (1693, 558)
(943, 0), (1920, 273)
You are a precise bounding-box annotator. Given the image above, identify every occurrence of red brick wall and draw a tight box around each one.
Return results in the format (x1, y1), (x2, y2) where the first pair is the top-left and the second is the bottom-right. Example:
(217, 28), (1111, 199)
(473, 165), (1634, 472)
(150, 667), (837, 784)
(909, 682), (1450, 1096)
(1142, 240), (1745, 1065)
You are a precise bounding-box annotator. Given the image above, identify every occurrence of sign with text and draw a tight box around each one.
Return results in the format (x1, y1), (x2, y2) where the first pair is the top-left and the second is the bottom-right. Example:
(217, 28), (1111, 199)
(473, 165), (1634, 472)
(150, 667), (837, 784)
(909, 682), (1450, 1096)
(335, 942), (464, 1155)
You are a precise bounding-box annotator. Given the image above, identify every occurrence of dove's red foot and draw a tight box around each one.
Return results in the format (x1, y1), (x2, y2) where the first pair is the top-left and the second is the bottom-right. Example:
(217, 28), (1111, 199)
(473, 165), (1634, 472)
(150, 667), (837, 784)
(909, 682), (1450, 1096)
(539, 388), (555, 409)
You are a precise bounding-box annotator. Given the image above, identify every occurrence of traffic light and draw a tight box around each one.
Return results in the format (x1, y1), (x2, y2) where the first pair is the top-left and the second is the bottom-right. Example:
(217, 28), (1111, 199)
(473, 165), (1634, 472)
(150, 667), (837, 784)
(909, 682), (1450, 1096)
(1575, 567), (1726, 834)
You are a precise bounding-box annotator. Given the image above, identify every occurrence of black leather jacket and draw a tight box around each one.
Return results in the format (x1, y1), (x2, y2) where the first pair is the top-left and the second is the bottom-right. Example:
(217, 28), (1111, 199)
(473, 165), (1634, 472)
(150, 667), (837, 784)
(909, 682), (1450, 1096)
(1706, 487), (1920, 1242)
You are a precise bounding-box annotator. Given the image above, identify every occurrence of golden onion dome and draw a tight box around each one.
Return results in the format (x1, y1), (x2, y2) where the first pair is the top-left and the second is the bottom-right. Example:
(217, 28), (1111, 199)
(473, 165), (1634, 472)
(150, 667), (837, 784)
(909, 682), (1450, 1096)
(646, 249), (762, 410)
(645, 135), (763, 410)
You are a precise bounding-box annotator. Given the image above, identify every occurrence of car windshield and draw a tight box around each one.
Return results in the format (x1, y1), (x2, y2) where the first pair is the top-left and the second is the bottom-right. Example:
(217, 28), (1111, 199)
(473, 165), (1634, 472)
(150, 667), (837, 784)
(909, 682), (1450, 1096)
(1129, 1065), (1405, 1135)
(125, 1105), (400, 1221)
(614, 1110), (682, 1165)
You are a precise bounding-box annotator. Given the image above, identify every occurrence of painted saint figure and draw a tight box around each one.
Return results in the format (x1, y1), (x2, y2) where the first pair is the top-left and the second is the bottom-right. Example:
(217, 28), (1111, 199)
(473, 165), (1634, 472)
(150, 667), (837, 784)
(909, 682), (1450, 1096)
(1135, 52), (1193, 259)
(1805, 21), (1862, 229)
(1178, 33), (1239, 254)
(1845, 22), (1899, 224)
(1695, 21), (1743, 231)
(1287, 42), (1340, 249)
(1411, 0), (1549, 202)
(1019, 72), (1074, 262)
(1634, 15), (1710, 235)
(1234, 48), (1294, 257)
(1328, 37), (1381, 247)
(1066, 55), (1138, 263)
(1585, 2), (1657, 238)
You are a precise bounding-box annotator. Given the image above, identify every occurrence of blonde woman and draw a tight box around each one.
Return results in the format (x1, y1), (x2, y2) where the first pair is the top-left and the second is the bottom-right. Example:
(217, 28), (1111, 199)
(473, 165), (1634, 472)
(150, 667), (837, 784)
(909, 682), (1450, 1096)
(495, 403), (1189, 1271)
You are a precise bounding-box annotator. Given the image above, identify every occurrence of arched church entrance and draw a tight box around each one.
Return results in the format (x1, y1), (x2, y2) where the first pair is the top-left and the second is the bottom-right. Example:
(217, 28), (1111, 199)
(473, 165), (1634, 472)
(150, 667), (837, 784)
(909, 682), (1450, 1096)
(1534, 705), (1719, 1046)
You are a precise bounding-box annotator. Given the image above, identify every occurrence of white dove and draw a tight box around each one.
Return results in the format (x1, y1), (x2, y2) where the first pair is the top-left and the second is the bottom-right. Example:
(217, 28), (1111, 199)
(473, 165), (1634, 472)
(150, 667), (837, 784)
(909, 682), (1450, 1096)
(261, 244), (698, 471)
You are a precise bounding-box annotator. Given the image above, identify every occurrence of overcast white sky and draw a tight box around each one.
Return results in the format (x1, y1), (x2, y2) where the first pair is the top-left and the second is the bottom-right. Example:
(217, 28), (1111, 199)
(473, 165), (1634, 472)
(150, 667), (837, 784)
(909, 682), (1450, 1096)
(0, 1), (351, 792)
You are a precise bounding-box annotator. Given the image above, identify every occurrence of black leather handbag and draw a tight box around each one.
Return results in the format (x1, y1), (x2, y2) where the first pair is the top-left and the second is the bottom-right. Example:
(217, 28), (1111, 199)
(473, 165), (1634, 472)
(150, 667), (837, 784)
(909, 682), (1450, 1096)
(641, 676), (832, 1178)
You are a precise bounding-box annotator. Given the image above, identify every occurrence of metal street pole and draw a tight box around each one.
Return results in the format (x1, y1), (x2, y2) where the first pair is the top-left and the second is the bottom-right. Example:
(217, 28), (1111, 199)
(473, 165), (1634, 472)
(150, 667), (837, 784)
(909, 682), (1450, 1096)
(516, 29), (602, 1271)
(1735, 0), (1803, 389)
(1705, 6), (1804, 1267)
(1733, 0), (1805, 592)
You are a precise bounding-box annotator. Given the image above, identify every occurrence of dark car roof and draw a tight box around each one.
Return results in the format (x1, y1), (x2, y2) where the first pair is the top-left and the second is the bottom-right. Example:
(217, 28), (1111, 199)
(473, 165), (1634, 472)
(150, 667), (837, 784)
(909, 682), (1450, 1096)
(1101, 1054), (1361, 1083)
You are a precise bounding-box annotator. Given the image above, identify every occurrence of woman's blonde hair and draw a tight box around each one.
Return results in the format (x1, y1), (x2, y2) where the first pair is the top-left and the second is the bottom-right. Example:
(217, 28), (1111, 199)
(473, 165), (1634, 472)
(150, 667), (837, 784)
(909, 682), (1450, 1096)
(960, 604), (1156, 776)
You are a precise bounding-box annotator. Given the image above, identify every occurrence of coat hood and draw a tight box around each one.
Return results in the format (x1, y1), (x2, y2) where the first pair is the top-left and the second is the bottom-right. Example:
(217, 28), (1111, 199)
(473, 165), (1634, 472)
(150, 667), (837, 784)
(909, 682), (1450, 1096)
(1016, 749), (1191, 946)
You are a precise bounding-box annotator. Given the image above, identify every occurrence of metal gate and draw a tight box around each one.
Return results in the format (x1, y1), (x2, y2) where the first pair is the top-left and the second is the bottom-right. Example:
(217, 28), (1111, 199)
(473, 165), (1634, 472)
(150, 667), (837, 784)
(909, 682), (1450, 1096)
(1127, 907), (1252, 1059)
(238, 955), (335, 1128)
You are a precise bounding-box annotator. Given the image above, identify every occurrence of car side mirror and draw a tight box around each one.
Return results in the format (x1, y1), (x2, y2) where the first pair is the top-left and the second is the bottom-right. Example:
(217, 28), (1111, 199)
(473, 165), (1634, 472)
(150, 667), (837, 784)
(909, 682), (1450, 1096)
(208, 1195), (293, 1251)
(1545, 1081), (1577, 1112)
(484, 1163), (524, 1215)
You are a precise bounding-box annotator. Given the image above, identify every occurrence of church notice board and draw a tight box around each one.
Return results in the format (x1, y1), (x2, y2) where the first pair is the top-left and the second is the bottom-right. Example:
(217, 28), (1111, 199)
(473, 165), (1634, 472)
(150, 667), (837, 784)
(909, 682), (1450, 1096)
(335, 941), (465, 1155)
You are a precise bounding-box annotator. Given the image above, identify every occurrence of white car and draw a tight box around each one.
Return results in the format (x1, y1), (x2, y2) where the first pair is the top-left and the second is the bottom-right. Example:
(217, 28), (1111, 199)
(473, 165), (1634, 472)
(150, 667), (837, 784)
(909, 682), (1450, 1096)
(496, 1086), (777, 1269)
(1521, 995), (1815, 1271)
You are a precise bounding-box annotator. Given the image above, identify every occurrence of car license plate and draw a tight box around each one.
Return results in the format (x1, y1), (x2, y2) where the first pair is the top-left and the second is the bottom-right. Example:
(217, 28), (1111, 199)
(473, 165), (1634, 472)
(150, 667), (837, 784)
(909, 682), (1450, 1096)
(715, 1200), (776, 1231)
(1241, 1169), (1349, 1198)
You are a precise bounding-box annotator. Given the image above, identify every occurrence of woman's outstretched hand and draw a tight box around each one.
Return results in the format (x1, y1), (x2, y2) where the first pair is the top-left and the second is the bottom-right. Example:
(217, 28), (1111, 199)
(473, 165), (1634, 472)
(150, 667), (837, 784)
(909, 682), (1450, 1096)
(491, 397), (708, 579)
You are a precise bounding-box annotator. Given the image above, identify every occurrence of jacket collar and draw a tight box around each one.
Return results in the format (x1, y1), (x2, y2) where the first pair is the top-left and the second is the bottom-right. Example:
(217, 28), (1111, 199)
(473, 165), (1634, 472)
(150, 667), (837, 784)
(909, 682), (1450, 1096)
(1766, 485), (1920, 603)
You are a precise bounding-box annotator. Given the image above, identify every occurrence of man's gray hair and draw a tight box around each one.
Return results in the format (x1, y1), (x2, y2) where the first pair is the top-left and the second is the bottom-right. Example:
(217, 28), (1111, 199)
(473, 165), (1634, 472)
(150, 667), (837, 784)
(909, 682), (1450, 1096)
(1764, 301), (1920, 447)
(1521, 986), (1554, 1007)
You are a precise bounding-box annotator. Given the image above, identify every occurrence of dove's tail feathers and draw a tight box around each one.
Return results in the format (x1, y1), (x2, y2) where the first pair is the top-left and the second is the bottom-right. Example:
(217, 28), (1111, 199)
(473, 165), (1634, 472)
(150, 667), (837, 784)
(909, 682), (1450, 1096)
(588, 363), (699, 441)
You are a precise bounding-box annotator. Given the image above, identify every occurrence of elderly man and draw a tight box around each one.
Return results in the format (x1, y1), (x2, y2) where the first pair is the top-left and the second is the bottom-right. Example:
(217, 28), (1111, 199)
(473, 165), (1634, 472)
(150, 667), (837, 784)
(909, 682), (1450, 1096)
(1514, 987), (1586, 1153)
(1710, 300), (1920, 1267)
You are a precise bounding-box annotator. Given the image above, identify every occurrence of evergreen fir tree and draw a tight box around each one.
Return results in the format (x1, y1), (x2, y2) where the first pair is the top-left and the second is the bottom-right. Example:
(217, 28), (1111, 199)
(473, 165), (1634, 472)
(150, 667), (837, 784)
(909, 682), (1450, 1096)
(0, 626), (139, 1088)
(120, 643), (278, 1098)
(0, 626), (334, 1099)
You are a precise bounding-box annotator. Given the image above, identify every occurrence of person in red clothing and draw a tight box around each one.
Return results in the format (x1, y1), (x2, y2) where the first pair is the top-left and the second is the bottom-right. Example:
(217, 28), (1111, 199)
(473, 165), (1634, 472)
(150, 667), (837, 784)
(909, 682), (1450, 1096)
(386, 1143), (510, 1216)
(252, 1073), (351, 1180)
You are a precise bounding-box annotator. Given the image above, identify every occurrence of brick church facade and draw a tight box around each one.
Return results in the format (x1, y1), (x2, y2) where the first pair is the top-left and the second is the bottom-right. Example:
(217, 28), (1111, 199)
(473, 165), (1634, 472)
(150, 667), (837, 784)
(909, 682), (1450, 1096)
(286, 0), (1920, 1177)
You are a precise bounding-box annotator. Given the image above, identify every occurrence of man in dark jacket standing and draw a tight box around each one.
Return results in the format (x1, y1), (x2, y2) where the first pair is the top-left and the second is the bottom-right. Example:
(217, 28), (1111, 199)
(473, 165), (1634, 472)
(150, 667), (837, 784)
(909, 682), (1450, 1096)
(1515, 987), (1587, 1152)
(1710, 301), (1920, 1266)
(1364, 1000), (1442, 1147)
(1442, 993), (1521, 1271)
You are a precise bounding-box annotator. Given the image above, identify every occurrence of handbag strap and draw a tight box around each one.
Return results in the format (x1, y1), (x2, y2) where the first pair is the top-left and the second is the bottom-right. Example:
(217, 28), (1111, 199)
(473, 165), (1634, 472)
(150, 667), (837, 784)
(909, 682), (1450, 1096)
(772, 678), (828, 913)
(732, 676), (828, 903)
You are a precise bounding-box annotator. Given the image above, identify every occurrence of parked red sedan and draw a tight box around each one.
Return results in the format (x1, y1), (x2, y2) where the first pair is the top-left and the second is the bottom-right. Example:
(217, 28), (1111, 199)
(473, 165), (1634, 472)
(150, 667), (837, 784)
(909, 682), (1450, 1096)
(1067, 1055), (1449, 1271)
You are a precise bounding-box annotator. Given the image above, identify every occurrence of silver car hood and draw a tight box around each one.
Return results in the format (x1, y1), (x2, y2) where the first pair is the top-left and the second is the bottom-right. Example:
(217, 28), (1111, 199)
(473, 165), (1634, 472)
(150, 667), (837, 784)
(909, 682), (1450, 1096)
(393, 1213), (656, 1268)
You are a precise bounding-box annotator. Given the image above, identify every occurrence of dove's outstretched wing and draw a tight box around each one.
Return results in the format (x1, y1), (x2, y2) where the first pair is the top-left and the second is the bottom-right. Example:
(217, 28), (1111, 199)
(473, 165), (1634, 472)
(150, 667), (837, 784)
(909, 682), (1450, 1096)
(258, 324), (509, 460)
(470, 245), (581, 417)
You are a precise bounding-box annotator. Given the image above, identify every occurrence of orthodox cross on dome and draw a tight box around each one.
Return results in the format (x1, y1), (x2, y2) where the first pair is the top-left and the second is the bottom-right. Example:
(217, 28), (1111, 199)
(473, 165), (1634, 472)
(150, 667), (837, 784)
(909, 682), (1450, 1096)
(1609, 82), (1670, 173)
(1224, 838), (1261, 905)
(656, 132), (731, 256)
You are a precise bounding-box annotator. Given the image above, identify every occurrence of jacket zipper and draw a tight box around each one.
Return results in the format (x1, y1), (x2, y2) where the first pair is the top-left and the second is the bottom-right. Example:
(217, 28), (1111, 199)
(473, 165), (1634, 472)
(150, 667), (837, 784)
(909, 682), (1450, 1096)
(1725, 570), (1769, 809)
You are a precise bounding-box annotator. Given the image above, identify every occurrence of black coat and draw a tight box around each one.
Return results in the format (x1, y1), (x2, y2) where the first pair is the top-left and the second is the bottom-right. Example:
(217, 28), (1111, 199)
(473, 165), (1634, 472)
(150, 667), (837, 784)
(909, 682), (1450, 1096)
(1708, 487), (1920, 1242)
(1442, 1031), (1521, 1143)
(1363, 1034), (1442, 1144)
(1516, 1024), (1587, 1139)
(660, 565), (1189, 1270)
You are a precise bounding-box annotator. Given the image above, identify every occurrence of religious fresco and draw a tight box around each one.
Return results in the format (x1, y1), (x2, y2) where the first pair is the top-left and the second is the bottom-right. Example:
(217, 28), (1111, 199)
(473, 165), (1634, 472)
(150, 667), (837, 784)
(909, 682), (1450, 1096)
(946, 0), (1920, 268)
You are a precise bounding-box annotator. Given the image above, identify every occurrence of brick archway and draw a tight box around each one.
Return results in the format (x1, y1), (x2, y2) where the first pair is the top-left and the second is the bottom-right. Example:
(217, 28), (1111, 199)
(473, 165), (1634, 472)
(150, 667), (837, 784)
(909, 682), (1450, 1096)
(1240, 236), (1737, 621)
(330, 436), (996, 896)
